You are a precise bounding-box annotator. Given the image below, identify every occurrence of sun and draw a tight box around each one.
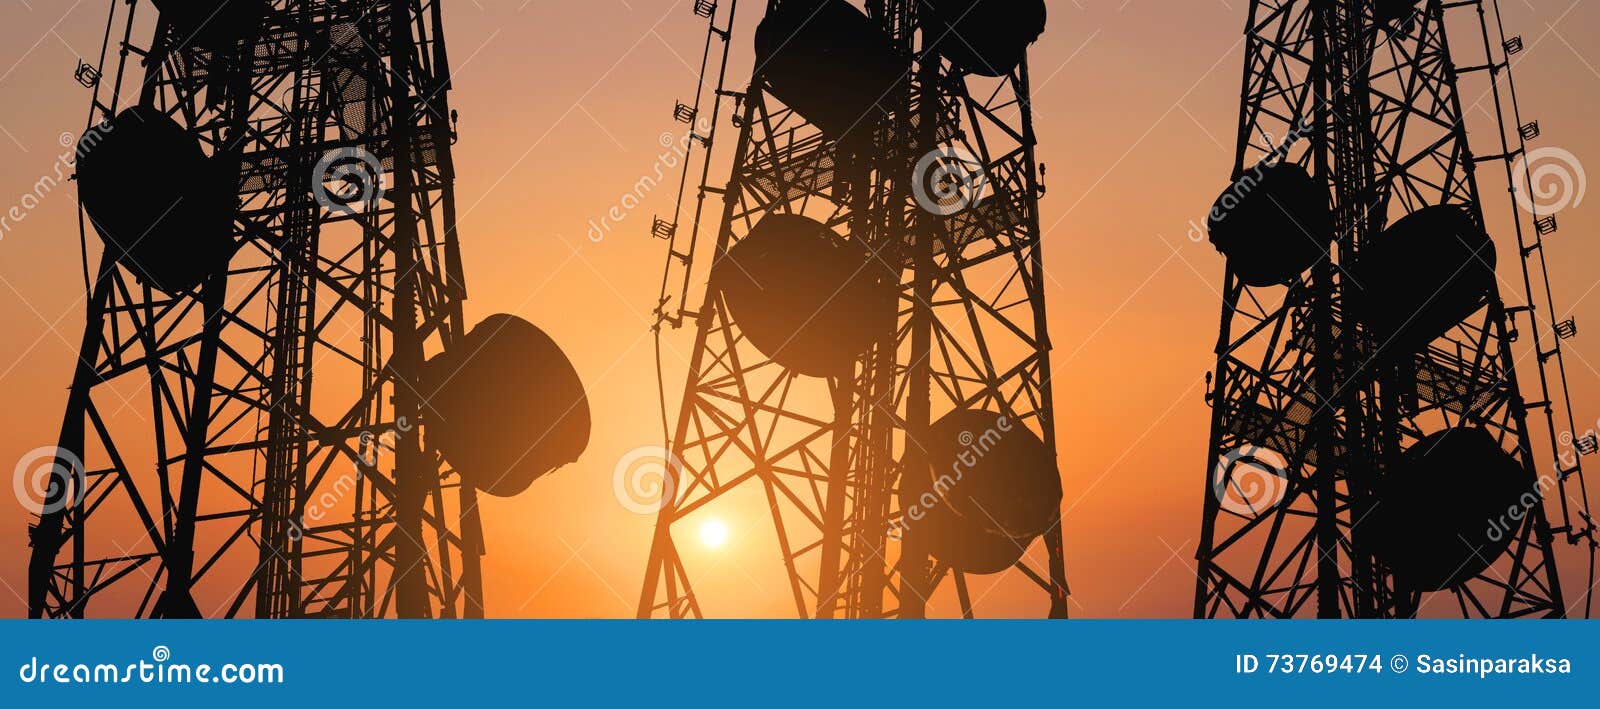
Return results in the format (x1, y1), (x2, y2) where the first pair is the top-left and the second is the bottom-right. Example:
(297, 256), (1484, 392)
(698, 519), (730, 549)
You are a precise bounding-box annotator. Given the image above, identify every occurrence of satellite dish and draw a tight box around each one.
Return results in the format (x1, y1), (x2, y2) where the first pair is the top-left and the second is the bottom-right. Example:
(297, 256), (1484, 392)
(1367, 427), (1533, 592)
(1206, 162), (1332, 288)
(754, 0), (907, 143)
(76, 106), (235, 294)
(921, 0), (1048, 77)
(898, 461), (1029, 576)
(152, 0), (268, 51)
(423, 314), (590, 497)
(900, 510), (1029, 575)
(897, 409), (1061, 575)
(716, 213), (895, 377)
(924, 409), (1061, 539)
(1349, 205), (1496, 354)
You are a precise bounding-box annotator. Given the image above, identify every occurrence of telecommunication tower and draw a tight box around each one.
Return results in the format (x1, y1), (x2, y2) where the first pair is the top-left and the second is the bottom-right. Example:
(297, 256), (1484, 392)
(28, 0), (588, 618)
(642, 0), (1067, 618)
(1196, 0), (1595, 618)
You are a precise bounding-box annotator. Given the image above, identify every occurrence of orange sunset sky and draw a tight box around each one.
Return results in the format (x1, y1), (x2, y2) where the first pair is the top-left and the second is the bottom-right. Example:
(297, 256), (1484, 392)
(2, 0), (1599, 618)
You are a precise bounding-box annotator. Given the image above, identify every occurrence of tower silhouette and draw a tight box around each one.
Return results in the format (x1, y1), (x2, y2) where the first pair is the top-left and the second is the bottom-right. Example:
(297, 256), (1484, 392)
(642, 0), (1066, 618)
(1196, 0), (1596, 618)
(26, 0), (587, 618)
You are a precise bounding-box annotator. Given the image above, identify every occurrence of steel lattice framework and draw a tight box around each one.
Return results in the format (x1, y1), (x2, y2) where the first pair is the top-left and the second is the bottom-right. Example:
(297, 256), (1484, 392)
(1196, 0), (1594, 618)
(642, 0), (1067, 618)
(28, 0), (481, 618)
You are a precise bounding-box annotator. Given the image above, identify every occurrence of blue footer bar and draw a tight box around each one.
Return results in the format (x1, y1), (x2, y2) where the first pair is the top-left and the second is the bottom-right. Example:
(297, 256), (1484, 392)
(4, 620), (1596, 705)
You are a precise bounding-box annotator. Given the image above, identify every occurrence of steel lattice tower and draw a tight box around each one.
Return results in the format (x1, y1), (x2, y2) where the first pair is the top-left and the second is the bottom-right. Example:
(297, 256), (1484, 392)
(28, 0), (481, 618)
(1196, 0), (1595, 618)
(642, 0), (1067, 618)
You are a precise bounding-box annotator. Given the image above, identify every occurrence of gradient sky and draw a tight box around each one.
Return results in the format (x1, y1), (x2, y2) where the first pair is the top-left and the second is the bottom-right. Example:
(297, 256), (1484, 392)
(1, 0), (1599, 618)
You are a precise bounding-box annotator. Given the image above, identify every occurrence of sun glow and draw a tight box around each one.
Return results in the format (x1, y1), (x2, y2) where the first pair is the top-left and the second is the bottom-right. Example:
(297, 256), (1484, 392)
(698, 519), (730, 549)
